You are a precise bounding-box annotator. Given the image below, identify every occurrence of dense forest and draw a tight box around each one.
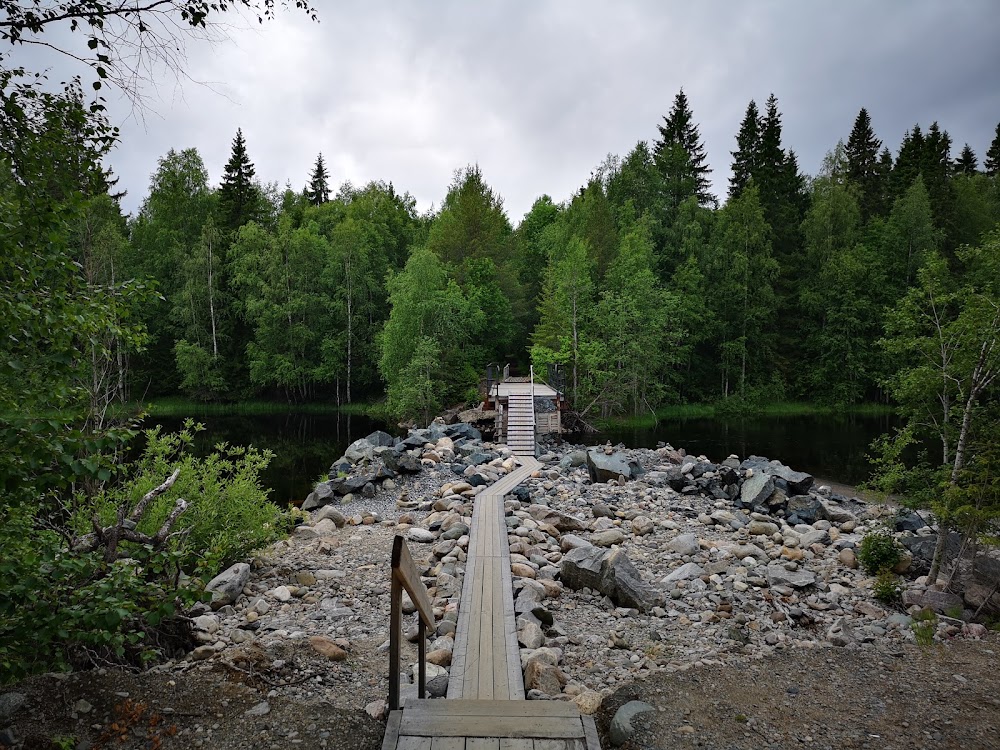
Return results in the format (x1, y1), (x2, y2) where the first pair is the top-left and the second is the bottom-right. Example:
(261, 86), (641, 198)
(3, 0), (999, 687)
(83, 92), (1000, 420)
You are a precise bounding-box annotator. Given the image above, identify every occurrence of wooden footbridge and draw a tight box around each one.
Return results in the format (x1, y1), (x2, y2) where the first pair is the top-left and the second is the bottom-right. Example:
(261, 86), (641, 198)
(383, 456), (601, 750)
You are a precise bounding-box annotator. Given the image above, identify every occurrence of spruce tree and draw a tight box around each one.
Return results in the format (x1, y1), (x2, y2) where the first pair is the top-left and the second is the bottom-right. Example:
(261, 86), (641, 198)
(845, 108), (883, 221)
(984, 122), (1000, 176)
(893, 125), (924, 197)
(755, 94), (786, 212)
(953, 144), (978, 175)
(306, 152), (331, 205)
(729, 100), (761, 200)
(653, 89), (714, 210)
(218, 128), (260, 234)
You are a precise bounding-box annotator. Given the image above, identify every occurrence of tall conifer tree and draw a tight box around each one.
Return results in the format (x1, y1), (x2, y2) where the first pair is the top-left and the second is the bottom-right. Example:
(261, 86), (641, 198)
(306, 152), (331, 205)
(985, 122), (1000, 176)
(893, 125), (925, 197)
(729, 100), (761, 200)
(845, 108), (883, 221)
(218, 128), (260, 234)
(653, 89), (714, 210)
(953, 144), (978, 175)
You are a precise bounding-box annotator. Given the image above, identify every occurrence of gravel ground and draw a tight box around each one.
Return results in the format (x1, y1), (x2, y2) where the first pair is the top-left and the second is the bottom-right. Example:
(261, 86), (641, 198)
(3, 432), (999, 750)
(595, 638), (1000, 750)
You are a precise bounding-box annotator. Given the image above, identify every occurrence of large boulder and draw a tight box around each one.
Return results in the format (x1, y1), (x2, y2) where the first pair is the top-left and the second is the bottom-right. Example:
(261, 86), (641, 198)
(206, 562), (250, 607)
(384, 452), (422, 474)
(560, 546), (664, 612)
(740, 456), (814, 494)
(765, 563), (816, 589)
(785, 495), (823, 524)
(446, 423), (482, 442)
(329, 475), (370, 495)
(610, 701), (655, 747)
(527, 506), (587, 532)
(364, 430), (396, 447)
(739, 472), (775, 508)
(344, 438), (375, 464)
(902, 588), (964, 614)
(400, 430), (430, 450)
(586, 450), (634, 484)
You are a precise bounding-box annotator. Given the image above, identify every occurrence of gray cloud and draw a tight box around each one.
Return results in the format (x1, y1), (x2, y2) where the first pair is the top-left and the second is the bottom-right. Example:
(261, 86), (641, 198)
(12, 1), (1000, 222)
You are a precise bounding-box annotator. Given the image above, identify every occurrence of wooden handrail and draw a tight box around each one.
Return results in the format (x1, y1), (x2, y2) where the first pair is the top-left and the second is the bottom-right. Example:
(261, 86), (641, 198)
(389, 535), (436, 711)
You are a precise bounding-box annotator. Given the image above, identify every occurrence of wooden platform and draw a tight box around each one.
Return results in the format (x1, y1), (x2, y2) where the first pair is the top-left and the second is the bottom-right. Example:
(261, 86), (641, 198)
(381, 457), (601, 750)
(384, 700), (600, 749)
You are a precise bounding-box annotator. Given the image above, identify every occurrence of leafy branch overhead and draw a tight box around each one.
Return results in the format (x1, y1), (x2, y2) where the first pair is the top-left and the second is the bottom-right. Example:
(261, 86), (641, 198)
(0, 0), (318, 94)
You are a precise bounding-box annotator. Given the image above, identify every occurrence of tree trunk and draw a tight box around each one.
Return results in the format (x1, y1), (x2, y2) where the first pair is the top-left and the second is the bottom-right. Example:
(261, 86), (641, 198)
(208, 237), (218, 358)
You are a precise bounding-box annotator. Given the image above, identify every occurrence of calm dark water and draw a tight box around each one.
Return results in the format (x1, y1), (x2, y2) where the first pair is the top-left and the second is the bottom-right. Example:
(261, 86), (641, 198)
(148, 412), (400, 506)
(580, 412), (900, 486)
(147, 410), (899, 504)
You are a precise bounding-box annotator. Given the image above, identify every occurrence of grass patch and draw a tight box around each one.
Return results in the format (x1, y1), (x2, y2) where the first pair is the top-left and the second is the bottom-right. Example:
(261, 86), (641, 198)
(140, 397), (386, 418)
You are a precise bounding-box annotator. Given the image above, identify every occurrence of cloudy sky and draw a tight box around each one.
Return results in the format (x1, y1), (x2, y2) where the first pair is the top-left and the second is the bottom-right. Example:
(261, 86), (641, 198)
(17, 0), (1000, 221)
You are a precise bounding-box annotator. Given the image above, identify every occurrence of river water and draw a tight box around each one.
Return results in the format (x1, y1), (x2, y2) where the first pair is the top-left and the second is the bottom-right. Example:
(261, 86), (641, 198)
(148, 410), (898, 506)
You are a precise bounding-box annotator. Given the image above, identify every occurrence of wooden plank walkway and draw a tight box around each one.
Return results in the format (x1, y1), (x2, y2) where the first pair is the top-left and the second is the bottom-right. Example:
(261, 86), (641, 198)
(382, 456), (601, 750)
(448, 457), (539, 700)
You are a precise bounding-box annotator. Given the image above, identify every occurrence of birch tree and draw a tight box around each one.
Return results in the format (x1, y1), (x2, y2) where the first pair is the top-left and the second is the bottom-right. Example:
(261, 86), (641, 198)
(879, 234), (1000, 580)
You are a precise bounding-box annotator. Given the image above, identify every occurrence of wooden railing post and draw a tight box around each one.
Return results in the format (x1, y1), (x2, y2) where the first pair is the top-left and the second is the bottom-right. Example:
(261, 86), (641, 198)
(388, 535), (436, 711)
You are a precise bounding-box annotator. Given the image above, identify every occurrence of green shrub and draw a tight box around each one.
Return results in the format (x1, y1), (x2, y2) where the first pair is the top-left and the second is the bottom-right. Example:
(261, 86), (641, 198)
(872, 570), (902, 604)
(857, 530), (902, 575)
(0, 504), (198, 683)
(911, 608), (938, 647)
(86, 421), (289, 576)
(1, 422), (288, 683)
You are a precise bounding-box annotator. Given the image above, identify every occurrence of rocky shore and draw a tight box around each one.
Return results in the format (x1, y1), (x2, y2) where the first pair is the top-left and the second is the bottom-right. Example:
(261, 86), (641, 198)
(3, 420), (997, 749)
(184, 421), (995, 721)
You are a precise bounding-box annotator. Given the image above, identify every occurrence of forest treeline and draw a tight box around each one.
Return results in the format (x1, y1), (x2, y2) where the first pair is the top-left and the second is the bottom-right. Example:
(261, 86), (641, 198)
(81, 92), (1000, 419)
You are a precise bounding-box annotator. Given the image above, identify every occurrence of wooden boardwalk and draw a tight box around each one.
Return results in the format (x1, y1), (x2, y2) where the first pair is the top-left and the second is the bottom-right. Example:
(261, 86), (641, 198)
(382, 457), (601, 750)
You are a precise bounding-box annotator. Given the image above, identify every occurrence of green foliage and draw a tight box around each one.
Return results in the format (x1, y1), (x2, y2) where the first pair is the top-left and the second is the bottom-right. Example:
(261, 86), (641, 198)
(873, 570), (902, 604)
(91, 422), (287, 574)
(910, 608), (938, 647)
(857, 530), (902, 575)
(0, 502), (199, 683)
(379, 248), (479, 419)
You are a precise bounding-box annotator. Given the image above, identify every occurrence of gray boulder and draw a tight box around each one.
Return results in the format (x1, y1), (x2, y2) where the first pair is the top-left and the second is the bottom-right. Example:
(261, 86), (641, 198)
(902, 588), (964, 614)
(446, 423), (482, 442)
(344, 438), (375, 464)
(785, 495), (823, 524)
(384, 452), (422, 474)
(528, 506), (587, 532)
(586, 450), (634, 484)
(559, 450), (588, 468)
(765, 563), (816, 589)
(666, 533), (700, 557)
(740, 472), (775, 508)
(560, 546), (664, 612)
(0, 692), (26, 723)
(365, 430), (396, 447)
(400, 430), (430, 449)
(895, 510), (928, 532)
(206, 562), (250, 607)
(740, 456), (814, 494)
(610, 701), (655, 746)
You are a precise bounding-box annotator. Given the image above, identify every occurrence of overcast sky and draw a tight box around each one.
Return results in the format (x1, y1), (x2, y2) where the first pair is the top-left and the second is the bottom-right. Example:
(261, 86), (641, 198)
(17, 0), (1000, 222)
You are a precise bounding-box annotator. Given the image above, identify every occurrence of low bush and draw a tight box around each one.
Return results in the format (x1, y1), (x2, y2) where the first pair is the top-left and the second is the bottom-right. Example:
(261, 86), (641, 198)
(86, 421), (289, 577)
(857, 530), (902, 575)
(1, 422), (288, 683)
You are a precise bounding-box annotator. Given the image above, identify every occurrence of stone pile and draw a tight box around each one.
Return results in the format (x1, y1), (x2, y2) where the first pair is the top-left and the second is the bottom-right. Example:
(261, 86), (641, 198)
(175, 426), (995, 722)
